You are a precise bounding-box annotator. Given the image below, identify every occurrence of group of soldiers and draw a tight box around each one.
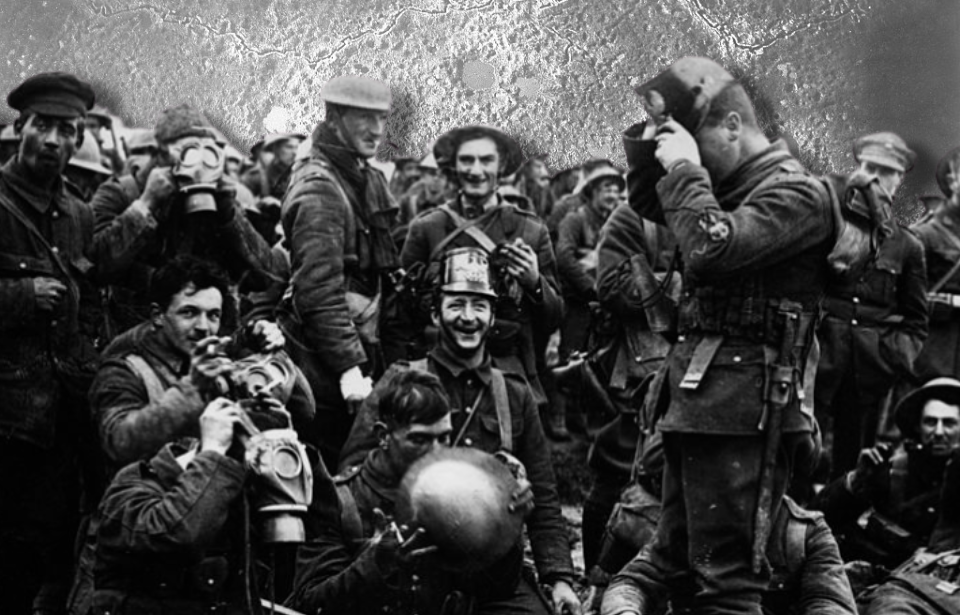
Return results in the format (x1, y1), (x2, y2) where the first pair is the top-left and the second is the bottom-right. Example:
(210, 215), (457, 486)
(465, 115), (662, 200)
(0, 54), (959, 615)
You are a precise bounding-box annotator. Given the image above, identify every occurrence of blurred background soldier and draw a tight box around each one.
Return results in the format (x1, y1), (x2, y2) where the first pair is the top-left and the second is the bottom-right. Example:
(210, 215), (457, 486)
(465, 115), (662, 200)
(815, 132), (928, 479)
(389, 155), (421, 199)
(0, 122), (21, 165)
(65, 129), (112, 202)
(0, 71), (101, 615)
(92, 103), (280, 337)
(241, 131), (305, 205)
(278, 75), (399, 470)
(909, 146), (960, 383)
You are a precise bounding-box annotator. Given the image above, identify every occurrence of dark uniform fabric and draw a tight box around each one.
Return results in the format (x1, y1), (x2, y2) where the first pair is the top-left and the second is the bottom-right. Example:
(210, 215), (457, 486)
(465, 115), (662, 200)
(277, 121), (399, 469)
(812, 442), (949, 566)
(555, 204), (604, 357)
(815, 175), (928, 477)
(0, 156), (103, 614)
(339, 347), (576, 587)
(910, 199), (960, 382)
(289, 448), (545, 615)
(579, 203), (675, 572)
(400, 194), (563, 403)
(92, 168), (281, 335)
(625, 137), (835, 614)
(604, 497), (857, 615)
(92, 442), (256, 615)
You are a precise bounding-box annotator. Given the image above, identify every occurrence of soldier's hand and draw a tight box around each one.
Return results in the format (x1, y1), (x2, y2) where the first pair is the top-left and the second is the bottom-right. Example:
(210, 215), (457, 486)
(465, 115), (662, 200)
(340, 365), (373, 406)
(848, 443), (892, 497)
(200, 397), (242, 455)
(248, 319), (285, 353)
(655, 118), (701, 171)
(140, 166), (177, 214)
(371, 508), (438, 574)
(190, 335), (234, 393)
(33, 276), (67, 312)
(551, 580), (583, 615)
(501, 240), (540, 291)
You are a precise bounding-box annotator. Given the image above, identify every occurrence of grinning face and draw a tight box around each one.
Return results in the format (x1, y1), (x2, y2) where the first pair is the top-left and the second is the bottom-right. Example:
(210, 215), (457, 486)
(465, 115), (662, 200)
(433, 293), (494, 358)
(456, 137), (501, 202)
(920, 399), (960, 458)
(155, 283), (224, 355)
(337, 107), (389, 158)
(588, 178), (623, 220)
(17, 113), (81, 179)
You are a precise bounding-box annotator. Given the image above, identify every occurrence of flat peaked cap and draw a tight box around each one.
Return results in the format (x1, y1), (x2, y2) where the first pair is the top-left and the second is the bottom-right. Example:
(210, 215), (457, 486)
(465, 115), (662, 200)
(936, 146), (960, 198)
(321, 75), (392, 111)
(433, 125), (524, 177)
(154, 103), (216, 145)
(8, 71), (95, 118)
(634, 56), (736, 133)
(854, 132), (916, 173)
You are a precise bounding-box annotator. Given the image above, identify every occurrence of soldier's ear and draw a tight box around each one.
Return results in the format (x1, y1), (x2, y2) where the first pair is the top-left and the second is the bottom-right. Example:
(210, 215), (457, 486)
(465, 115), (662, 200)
(373, 421), (390, 448)
(150, 302), (163, 328)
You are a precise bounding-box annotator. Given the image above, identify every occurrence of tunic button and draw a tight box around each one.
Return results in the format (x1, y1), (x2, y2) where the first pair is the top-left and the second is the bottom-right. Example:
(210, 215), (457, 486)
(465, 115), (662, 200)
(851, 319), (859, 326)
(733, 356), (742, 363)
(464, 438), (473, 446)
(51, 320), (58, 327)
(18, 262), (26, 269)
(52, 211), (59, 219)
(51, 246), (59, 254)
(852, 297), (859, 304)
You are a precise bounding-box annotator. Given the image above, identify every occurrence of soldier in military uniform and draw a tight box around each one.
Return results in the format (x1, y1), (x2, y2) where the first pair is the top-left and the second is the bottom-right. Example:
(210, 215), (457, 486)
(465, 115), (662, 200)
(815, 132), (928, 478)
(813, 377), (960, 568)
(339, 248), (581, 614)
(910, 146), (960, 383)
(399, 125), (564, 408)
(277, 75), (401, 469)
(601, 495), (857, 615)
(620, 57), (836, 614)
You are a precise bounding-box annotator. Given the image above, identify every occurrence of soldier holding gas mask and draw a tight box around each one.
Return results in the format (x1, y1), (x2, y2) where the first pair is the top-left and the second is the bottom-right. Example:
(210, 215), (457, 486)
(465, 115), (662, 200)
(91, 103), (282, 336)
(91, 392), (317, 615)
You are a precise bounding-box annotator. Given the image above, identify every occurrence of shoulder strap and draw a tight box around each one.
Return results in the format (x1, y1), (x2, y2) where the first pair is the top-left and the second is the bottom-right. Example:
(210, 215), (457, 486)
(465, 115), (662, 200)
(408, 358), (430, 373)
(889, 450), (910, 512)
(124, 354), (167, 405)
(927, 215), (960, 293)
(490, 368), (512, 453)
(334, 481), (364, 546)
(428, 204), (499, 260)
(783, 515), (808, 574)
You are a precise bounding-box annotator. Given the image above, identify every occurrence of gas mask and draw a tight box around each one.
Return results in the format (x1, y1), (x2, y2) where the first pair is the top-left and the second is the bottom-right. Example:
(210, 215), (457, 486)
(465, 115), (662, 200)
(244, 427), (313, 543)
(168, 135), (224, 214)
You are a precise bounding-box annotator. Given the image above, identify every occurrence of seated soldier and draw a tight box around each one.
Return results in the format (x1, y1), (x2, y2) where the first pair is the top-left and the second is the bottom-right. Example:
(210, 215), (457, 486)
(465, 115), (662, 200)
(69, 255), (313, 615)
(290, 369), (540, 614)
(857, 446), (960, 615)
(600, 495), (857, 615)
(813, 377), (960, 568)
(92, 395), (316, 615)
(339, 247), (581, 614)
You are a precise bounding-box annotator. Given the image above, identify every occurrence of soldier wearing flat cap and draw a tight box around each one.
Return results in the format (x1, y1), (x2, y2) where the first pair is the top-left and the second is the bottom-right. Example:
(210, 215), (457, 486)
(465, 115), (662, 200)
(90, 102), (281, 336)
(815, 132), (928, 479)
(908, 146), (960, 385)
(814, 377), (960, 568)
(277, 74), (401, 470)
(0, 71), (104, 615)
(619, 56), (838, 614)
(399, 125), (564, 415)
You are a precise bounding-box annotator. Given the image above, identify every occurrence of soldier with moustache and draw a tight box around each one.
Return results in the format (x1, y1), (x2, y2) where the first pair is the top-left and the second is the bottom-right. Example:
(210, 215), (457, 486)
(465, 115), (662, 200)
(0, 72), (103, 615)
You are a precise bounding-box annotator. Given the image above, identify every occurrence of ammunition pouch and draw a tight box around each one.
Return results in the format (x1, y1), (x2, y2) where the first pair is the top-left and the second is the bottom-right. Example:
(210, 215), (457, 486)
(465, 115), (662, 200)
(679, 293), (819, 349)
